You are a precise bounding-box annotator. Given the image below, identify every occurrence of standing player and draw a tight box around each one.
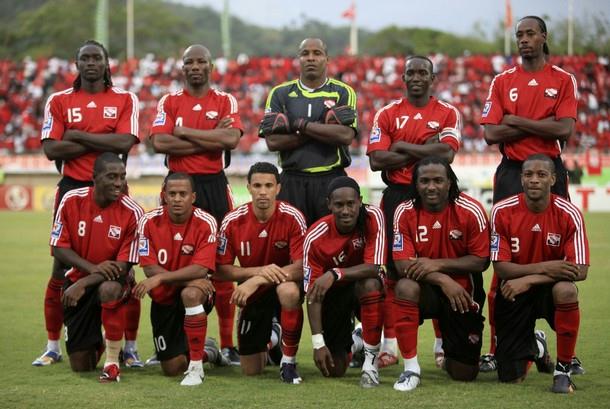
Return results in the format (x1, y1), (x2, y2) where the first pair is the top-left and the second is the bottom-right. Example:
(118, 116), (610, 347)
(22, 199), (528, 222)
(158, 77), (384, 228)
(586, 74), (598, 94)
(479, 16), (580, 373)
(51, 153), (143, 382)
(490, 154), (588, 393)
(391, 157), (489, 392)
(304, 176), (385, 388)
(133, 173), (228, 386)
(150, 44), (243, 365)
(215, 162), (307, 384)
(36, 40), (141, 367)
(366, 56), (462, 367)
(259, 38), (358, 226)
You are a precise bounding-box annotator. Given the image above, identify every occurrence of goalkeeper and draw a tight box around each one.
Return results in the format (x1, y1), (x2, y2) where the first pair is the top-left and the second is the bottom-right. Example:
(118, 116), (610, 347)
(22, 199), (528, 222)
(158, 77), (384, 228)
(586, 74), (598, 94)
(258, 37), (358, 226)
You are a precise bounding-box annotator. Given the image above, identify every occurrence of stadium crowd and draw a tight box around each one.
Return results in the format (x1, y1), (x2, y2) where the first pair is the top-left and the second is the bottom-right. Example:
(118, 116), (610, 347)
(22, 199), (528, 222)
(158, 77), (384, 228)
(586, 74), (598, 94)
(0, 52), (608, 156)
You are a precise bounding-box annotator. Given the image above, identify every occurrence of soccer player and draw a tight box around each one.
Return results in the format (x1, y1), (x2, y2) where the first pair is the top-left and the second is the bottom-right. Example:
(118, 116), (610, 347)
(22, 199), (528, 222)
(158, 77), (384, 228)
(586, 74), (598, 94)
(259, 38), (358, 226)
(36, 40), (141, 367)
(479, 16), (580, 373)
(304, 176), (385, 388)
(391, 157), (489, 392)
(215, 162), (307, 384)
(490, 154), (588, 393)
(366, 56), (462, 368)
(150, 44), (243, 365)
(51, 153), (143, 382)
(133, 173), (228, 386)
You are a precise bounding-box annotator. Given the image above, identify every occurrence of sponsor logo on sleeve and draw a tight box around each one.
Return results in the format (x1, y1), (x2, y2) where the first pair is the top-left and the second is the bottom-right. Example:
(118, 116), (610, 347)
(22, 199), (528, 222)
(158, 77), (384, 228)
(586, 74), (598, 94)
(546, 233), (561, 247)
(217, 234), (227, 255)
(392, 233), (403, 251)
(369, 125), (381, 143)
(108, 225), (122, 240)
(42, 117), (52, 132)
(490, 234), (499, 251)
(103, 106), (117, 119)
(303, 266), (311, 291)
(138, 237), (149, 256)
(482, 101), (492, 118)
(153, 112), (166, 126)
(51, 221), (63, 239)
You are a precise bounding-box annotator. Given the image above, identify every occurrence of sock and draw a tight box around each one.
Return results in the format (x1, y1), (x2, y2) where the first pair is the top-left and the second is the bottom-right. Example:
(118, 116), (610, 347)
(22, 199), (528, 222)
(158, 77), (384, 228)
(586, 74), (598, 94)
(433, 337), (443, 354)
(184, 305), (207, 362)
(44, 277), (64, 341)
(383, 280), (396, 338)
(403, 356), (421, 374)
(394, 298), (419, 359)
(554, 361), (571, 376)
(280, 355), (296, 365)
(363, 342), (381, 372)
(46, 339), (61, 353)
(280, 307), (303, 359)
(105, 339), (122, 366)
(101, 299), (125, 346)
(352, 324), (364, 354)
(213, 279), (235, 349)
(124, 340), (137, 354)
(381, 337), (397, 356)
(124, 295), (140, 343)
(555, 302), (580, 363)
(359, 290), (384, 346)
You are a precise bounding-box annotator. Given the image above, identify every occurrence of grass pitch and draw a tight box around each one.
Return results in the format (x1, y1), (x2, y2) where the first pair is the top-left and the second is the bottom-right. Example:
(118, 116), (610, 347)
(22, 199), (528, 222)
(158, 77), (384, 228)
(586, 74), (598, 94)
(1, 212), (609, 409)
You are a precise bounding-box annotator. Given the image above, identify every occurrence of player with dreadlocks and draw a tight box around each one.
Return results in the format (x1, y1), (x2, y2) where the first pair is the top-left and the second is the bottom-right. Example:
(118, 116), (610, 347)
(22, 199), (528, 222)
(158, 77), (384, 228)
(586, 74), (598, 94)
(35, 40), (141, 369)
(303, 176), (386, 388)
(391, 156), (490, 392)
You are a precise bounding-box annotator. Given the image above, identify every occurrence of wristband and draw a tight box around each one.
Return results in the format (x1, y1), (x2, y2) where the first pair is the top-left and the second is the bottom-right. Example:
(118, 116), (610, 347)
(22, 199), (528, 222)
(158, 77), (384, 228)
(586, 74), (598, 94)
(331, 267), (343, 281)
(312, 333), (326, 350)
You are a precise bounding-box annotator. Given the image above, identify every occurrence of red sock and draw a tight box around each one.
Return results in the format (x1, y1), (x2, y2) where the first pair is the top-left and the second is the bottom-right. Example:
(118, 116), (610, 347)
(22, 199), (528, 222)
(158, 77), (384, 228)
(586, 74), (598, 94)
(383, 280), (396, 338)
(280, 307), (303, 357)
(488, 273), (499, 354)
(432, 319), (442, 338)
(394, 298), (419, 359)
(214, 279), (235, 348)
(555, 302), (580, 364)
(101, 300), (125, 342)
(124, 295), (140, 341)
(359, 290), (384, 346)
(44, 277), (64, 340)
(184, 314), (207, 362)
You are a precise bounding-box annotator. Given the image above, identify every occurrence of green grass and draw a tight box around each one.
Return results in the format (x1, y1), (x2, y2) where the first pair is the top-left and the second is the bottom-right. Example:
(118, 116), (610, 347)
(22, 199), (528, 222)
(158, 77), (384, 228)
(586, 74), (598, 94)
(1, 212), (609, 408)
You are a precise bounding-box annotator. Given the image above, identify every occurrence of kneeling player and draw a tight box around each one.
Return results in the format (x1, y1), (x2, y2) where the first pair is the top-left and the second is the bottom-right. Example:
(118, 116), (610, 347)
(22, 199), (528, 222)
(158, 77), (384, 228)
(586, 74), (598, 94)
(52, 153), (143, 382)
(134, 173), (228, 386)
(392, 157), (489, 392)
(215, 162), (307, 384)
(491, 154), (589, 393)
(305, 176), (386, 388)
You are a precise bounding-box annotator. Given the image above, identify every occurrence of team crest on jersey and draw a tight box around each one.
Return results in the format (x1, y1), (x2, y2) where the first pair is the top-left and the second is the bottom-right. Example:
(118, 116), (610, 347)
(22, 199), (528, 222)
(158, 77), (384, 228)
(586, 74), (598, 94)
(274, 241), (288, 249)
(217, 234), (228, 255)
(324, 99), (336, 109)
(427, 121), (440, 130)
(108, 225), (121, 240)
(51, 221), (63, 239)
(490, 234), (499, 251)
(468, 332), (480, 344)
(449, 229), (463, 240)
(370, 126), (381, 143)
(206, 111), (218, 119)
(546, 233), (561, 247)
(138, 238), (149, 256)
(352, 237), (364, 250)
(153, 112), (166, 126)
(482, 101), (492, 118)
(544, 88), (558, 98)
(181, 244), (194, 255)
(393, 233), (403, 251)
(103, 106), (117, 119)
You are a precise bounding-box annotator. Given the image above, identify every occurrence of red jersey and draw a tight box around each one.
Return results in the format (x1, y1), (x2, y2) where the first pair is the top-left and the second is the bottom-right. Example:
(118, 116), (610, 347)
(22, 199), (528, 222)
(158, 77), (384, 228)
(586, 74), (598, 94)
(50, 187), (143, 282)
(150, 88), (243, 174)
(480, 64), (578, 161)
(41, 87), (139, 181)
(490, 193), (589, 266)
(303, 205), (386, 292)
(138, 206), (218, 305)
(392, 193), (490, 292)
(366, 96), (461, 185)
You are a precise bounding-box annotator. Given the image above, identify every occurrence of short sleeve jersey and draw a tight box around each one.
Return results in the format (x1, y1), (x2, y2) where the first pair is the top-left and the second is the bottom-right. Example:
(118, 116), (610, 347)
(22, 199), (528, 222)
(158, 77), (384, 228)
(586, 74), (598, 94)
(138, 206), (218, 305)
(480, 64), (578, 161)
(303, 205), (386, 292)
(41, 87), (140, 182)
(366, 97), (461, 185)
(259, 79), (357, 172)
(150, 88), (243, 174)
(50, 187), (143, 282)
(490, 193), (589, 265)
(392, 193), (490, 291)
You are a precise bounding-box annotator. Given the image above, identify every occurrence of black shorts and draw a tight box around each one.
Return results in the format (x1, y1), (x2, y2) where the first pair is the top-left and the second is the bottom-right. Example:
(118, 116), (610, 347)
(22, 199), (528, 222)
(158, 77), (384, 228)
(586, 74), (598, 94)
(63, 277), (129, 355)
(321, 283), (359, 356)
(492, 156), (568, 204)
(380, 184), (409, 280)
(54, 176), (93, 216)
(278, 169), (346, 226)
(418, 283), (485, 366)
(237, 288), (280, 355)
(150, 292), (215, 361)
(494, 283), (558, 382)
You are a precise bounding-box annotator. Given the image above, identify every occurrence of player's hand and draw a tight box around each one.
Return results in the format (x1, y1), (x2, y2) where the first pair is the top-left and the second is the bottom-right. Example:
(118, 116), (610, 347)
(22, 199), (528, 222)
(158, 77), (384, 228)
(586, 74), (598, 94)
(92, 260), (123, 280)
(440, 279), (473, 314)
(230, 278), (260, 307)
(173, 126), (187, 138)
(216, 116), (235, 129)
(539, 260), (580, 281)
(306, 272), (335, 304)
(62, 281), (85, 307)
(259, 263), (288, 284)
(62, 129), (82, 141)
(313, 345), (335, 377)
(324, 105), (356, 126)
(500, 277), (531, 302)
(260, 112), (291, 136)
(185, 278), (216, 300)
(405, 257), (441, 281)
(132, 275), (162, 299)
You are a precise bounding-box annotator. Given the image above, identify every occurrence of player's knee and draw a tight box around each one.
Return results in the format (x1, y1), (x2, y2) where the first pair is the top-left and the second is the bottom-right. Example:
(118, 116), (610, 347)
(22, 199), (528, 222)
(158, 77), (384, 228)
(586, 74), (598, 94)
(181, 286), (204, 307)
(394, 278), (420, 302)
(552, 281), (578, 304)
(69, 350), (97, 372)
(276, 282), (301, 308)
(161, 356), (187, 376)
(98, 281), (122, 302)
(356, 277), (382, 295)
(445, 358), (479, 382)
